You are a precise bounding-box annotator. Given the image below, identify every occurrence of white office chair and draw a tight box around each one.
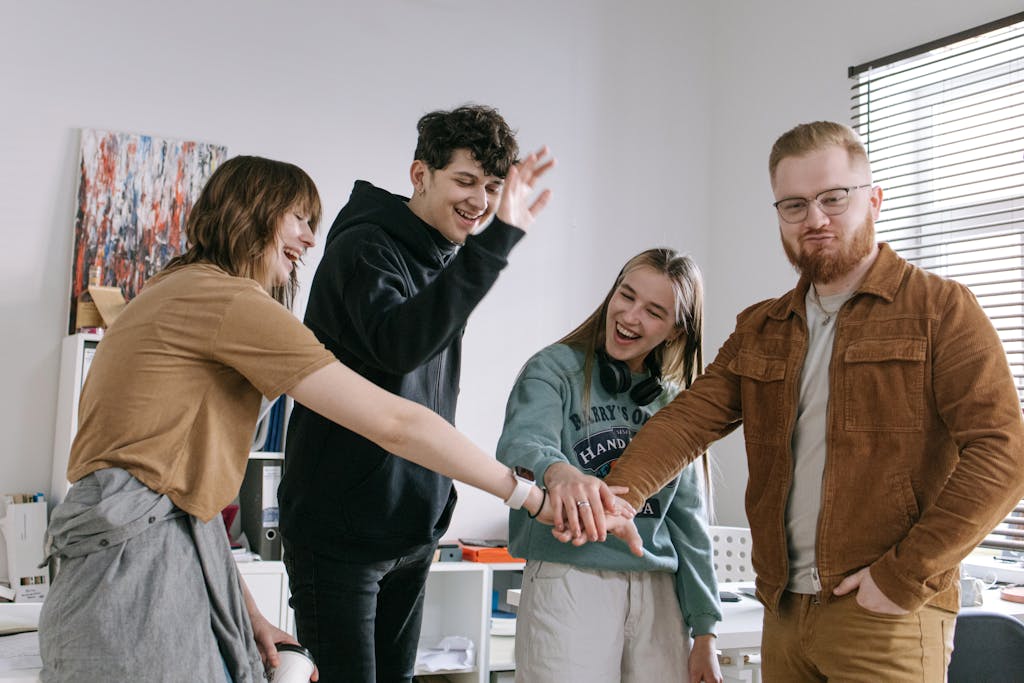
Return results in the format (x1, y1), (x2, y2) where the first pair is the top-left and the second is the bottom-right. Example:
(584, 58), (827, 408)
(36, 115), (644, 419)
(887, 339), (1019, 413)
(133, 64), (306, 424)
(709, 525), (756, 583)
(709, 526), (760, 683)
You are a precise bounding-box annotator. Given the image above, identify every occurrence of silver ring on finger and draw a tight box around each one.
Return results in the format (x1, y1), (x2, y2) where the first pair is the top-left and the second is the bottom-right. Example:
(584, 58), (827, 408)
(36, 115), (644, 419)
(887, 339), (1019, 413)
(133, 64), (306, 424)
(576, 500), (591, 508)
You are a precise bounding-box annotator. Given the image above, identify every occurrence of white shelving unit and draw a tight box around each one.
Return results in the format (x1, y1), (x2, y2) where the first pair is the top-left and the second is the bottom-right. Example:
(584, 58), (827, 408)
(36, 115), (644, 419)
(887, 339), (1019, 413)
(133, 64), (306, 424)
(416, 561), (524, 683)
(48, 332), (294, 633)
(237, 560), (292, 632)
(418, 562), (489, 681)
(488, 562), (524, 677)
(51, 333), (291, 503)
(51, 332), (102, 505)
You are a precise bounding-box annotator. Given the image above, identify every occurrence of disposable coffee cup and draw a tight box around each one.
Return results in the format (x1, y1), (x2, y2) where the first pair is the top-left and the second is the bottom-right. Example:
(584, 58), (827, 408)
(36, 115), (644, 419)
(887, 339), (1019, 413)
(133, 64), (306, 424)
(268, 643), (315, 683)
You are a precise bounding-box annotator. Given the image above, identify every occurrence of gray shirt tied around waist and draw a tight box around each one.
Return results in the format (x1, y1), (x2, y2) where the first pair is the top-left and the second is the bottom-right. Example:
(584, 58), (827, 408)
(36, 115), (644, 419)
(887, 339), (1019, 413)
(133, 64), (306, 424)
(39, 468), (264, 682)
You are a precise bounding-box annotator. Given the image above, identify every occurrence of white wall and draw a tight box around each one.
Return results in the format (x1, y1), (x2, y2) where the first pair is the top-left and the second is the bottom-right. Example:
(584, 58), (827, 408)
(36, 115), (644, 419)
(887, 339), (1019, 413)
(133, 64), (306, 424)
(1, 0), (1020, 539)
(0, 0), (713, 540)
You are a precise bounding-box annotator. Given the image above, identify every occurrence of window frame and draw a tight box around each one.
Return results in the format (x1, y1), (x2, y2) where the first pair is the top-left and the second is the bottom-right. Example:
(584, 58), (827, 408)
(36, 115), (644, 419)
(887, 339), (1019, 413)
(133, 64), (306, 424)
(849, 12), (1024, 554)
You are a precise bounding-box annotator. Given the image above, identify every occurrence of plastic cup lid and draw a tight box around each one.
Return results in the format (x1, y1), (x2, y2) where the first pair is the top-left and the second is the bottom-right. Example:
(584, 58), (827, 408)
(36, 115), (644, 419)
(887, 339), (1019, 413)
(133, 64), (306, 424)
(275, 643), (314, 660)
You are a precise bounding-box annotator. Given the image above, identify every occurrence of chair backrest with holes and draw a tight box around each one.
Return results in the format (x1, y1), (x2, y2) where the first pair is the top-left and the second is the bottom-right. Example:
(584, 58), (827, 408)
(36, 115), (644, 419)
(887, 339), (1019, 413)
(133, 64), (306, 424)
(709, 525), (755, 582)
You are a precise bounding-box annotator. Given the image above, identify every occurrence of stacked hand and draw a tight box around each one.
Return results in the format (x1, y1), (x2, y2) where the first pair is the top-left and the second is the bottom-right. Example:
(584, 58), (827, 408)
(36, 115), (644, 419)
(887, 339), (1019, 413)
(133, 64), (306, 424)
(538, 462), (643, 556)
(496, 146), (556, 231)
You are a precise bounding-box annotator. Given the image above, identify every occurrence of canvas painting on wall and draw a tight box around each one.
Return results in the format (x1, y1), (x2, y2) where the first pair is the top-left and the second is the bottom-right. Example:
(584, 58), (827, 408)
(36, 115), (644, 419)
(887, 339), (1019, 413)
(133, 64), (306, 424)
(68, 128), (227, 332)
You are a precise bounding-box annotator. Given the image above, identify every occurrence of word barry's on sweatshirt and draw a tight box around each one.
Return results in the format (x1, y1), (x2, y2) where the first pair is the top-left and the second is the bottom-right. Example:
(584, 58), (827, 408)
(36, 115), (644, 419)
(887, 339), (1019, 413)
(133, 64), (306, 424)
(568, 403), (655, 430)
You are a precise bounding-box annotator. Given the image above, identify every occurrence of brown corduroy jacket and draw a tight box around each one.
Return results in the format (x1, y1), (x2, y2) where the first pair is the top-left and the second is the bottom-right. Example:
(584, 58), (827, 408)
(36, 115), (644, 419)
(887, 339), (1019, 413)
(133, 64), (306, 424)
(606, 243), (1024, 614)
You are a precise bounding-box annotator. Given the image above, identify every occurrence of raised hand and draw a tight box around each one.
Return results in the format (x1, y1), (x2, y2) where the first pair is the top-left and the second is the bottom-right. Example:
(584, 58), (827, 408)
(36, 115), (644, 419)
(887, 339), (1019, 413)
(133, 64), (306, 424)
(496, 146), (556, 231)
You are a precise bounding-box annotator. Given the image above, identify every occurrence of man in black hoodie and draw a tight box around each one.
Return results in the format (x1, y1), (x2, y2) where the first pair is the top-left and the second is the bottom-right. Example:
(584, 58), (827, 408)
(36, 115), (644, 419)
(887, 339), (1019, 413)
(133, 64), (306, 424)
(280, 104), (555, 682)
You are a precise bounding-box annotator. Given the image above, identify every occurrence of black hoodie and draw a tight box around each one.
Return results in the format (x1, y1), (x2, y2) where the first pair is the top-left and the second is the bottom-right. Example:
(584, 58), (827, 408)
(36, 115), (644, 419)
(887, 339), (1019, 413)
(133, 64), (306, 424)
(279, 180), (524, 559)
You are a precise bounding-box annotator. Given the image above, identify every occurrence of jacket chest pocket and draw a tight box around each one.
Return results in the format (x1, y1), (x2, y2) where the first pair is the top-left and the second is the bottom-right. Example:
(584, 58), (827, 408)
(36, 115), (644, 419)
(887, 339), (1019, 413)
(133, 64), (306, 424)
(843, 338), (926, 432)
(729, 350), (788, 444)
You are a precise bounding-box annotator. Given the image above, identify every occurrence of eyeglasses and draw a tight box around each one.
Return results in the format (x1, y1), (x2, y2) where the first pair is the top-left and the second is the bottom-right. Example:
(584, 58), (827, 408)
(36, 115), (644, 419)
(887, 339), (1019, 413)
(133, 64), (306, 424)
(772, 184), (872, 224)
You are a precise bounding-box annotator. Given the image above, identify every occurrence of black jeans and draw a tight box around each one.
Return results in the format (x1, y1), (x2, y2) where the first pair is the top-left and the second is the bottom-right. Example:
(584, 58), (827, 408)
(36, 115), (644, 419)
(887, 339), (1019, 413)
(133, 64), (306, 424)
(282, 538), (436, 683)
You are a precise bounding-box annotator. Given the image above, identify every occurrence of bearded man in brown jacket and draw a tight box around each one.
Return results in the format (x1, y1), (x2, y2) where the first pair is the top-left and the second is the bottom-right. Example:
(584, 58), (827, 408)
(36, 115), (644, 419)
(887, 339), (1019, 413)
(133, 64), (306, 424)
(605, 121), (1024, 682)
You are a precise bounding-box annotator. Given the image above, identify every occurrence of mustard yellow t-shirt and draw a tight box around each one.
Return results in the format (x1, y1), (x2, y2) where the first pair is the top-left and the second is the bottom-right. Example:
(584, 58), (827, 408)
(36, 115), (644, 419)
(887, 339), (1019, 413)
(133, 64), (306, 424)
(66, 264), (336, 521)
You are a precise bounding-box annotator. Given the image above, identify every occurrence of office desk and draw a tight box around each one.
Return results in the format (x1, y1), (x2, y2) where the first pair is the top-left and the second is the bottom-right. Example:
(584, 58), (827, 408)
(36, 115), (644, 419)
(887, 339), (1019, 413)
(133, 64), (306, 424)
(9, 582), (1016, 683)
(714, 582), (763, 650)
(0, 560), (292, 683)
(507, 582), (763, 681)
(0, 603), (42, 683)
(507, 581), (762, 648)
(508, 581), (1024, 682)
(966, 585), (1024, 619)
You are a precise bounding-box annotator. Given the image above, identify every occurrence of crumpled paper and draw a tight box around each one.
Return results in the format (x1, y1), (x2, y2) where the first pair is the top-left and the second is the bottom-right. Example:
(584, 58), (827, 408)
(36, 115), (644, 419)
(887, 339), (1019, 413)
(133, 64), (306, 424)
(415, 635), (475, 672)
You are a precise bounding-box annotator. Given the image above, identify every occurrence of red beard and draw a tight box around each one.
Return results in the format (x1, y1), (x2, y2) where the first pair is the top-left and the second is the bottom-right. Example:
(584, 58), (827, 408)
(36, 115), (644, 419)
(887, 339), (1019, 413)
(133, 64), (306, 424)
(782, 212), (876, 284)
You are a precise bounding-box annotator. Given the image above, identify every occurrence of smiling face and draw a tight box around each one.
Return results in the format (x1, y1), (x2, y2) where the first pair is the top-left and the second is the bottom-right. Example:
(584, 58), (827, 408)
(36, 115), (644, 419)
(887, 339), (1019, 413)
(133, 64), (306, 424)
(773, 145), (881, 286)
(407, 148), (503, 244)
(264, 205), (315, 289)
(603, 266), (680, 373)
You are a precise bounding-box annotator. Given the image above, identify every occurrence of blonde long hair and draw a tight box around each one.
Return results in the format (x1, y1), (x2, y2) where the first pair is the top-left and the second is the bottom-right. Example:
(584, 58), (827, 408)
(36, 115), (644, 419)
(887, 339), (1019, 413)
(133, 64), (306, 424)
(560, 248), (704, 392)
(559, 248), (712, 505)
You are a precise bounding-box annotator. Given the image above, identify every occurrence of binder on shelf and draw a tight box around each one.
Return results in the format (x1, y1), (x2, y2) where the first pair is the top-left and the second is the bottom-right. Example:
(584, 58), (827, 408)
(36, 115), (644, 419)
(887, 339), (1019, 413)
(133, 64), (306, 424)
(251, 396), (287, 454)
(239, 457), (283, 561)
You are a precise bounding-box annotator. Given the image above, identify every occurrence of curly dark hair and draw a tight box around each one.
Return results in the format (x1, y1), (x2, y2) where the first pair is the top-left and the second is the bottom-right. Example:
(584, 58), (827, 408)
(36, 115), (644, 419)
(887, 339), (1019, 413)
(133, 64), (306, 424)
(414, 104), (519, 178)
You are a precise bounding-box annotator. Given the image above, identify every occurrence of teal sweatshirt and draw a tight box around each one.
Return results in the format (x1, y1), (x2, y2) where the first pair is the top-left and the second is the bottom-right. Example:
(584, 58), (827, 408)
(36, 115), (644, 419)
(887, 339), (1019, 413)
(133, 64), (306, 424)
(496, 343), (722, 637)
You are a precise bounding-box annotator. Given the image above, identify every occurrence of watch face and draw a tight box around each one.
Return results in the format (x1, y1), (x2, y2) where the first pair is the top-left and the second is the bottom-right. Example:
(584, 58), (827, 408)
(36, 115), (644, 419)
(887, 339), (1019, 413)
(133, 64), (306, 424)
(514, 467), (536, 481)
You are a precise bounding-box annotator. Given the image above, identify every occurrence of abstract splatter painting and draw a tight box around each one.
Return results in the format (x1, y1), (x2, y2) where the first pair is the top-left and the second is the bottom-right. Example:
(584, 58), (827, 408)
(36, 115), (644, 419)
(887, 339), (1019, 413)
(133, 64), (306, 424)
(68, 129), (227, 332)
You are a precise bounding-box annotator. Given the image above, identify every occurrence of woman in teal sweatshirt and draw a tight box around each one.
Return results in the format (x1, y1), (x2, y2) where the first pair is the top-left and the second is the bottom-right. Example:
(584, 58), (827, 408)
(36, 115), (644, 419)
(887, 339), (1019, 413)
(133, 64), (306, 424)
(497, 248), (722, 683)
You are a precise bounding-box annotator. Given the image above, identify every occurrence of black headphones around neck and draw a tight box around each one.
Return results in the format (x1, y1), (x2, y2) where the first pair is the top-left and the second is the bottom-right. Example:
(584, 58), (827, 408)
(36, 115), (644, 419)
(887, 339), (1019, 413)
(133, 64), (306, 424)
(597, 350), (663, 406)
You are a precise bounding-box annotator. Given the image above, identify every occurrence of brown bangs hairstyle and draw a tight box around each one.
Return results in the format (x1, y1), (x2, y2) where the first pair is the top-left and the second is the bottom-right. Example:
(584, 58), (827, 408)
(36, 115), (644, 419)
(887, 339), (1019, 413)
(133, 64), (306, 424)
(164, 155), (322, 308)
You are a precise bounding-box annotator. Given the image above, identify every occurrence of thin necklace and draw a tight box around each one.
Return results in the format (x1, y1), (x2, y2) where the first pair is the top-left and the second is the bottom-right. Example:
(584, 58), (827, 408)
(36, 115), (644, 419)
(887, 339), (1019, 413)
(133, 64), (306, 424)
(810, 286), (840, 326)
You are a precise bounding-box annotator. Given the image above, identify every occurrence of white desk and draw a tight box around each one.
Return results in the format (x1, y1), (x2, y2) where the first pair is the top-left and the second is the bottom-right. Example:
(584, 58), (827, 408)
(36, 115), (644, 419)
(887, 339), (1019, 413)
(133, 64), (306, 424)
(711, 582), (1024, 647)
(507, 582), (763, 681)
(506, 580), (762, 649)
(714, 582), (763, 650)
(966, 585), (1024, 619)
(0, 603), (42, 683)
(508, 580), (1024, 683)
(962, 553), (1024, 585)
(0, 561), (292, 683)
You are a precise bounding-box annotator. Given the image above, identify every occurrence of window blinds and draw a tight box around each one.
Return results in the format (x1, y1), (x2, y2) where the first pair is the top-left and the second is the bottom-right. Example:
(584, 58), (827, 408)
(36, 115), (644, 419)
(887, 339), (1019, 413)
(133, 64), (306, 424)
(849, 13), (1024, 552)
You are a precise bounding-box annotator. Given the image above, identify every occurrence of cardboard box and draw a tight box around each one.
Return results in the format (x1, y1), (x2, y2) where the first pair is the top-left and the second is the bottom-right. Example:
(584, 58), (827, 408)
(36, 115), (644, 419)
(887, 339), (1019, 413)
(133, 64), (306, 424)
(0, 501), (49, 602)
(75, 285), (127, 331)
(90, 286), (127, 327)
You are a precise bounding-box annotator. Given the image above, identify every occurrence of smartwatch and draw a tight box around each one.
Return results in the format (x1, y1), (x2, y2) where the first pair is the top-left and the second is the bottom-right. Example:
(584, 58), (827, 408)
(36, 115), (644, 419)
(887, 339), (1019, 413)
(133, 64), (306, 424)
(503, 472), (533, 510)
